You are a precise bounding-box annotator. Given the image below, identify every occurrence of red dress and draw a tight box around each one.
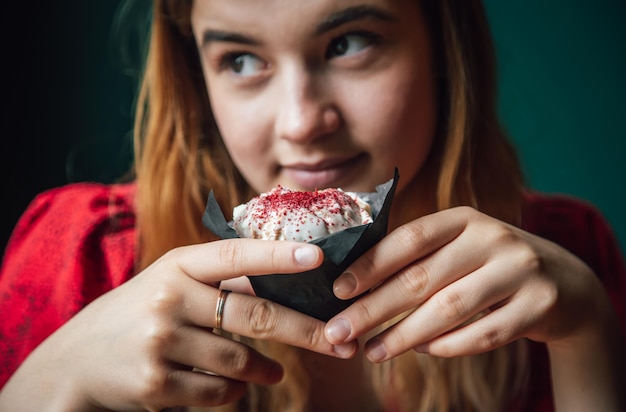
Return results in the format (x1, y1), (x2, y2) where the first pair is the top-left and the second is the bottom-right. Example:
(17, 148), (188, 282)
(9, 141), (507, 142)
(1, 184), (625, 411)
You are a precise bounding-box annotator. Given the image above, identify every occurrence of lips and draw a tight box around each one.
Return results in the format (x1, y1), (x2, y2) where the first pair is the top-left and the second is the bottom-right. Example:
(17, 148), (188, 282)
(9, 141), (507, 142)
(281, 154), (366, 189)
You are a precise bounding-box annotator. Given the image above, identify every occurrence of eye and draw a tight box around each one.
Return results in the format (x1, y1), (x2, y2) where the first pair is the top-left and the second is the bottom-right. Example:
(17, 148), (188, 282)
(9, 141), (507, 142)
(221, 53), (267, 77)
(326, 32), (379, 59)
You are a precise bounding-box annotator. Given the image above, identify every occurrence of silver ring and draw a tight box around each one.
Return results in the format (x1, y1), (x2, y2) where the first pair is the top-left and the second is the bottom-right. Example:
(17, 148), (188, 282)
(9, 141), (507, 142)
(215, 289), (232, 330)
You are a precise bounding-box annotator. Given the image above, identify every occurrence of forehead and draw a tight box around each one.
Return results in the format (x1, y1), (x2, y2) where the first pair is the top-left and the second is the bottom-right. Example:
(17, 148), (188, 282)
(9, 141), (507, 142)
(191, 0), (418, 34)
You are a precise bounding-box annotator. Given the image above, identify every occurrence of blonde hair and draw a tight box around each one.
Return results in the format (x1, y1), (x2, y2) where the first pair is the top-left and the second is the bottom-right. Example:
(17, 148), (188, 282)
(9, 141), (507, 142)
(134, 0), (528, 410)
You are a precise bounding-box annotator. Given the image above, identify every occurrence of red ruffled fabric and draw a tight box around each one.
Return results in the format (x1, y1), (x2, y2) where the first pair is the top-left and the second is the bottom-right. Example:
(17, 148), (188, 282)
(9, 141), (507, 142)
(0, 183), (136, 386)
(518, 192), (626, 411)
(1, 184), (625, 412)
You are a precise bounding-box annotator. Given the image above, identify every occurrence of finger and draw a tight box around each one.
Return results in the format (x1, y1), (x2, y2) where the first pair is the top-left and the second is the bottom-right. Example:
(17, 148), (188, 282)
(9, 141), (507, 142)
(166, 239), (323, 284)
(362, 260), (522, 362)
(325, 223), (489, 344)
(180, 286), (357, 359)
(333, 207), (472, 299)
(143, 368), (247, 409)
(223, 292), (357, 359)
(164, 326), (284, 385)
(413, 297), (531, 358)
(416, 273), (557, 357)
(220, 276), (255, 295)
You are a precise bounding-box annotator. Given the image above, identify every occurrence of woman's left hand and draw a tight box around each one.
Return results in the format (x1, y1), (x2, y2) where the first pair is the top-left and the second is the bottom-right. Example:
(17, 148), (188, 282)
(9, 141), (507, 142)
(324, 206), (612, 361)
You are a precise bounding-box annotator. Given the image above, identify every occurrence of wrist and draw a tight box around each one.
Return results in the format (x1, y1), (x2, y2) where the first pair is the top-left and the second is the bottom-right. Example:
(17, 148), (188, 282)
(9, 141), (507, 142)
(546, 296), (626, 411)
(0, 340), (99, 411)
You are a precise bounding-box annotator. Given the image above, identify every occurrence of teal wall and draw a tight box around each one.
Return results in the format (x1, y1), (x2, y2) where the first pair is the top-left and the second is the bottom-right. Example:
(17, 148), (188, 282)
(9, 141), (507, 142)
(483, 1), (626, 254)
(3, 1), (624, 257)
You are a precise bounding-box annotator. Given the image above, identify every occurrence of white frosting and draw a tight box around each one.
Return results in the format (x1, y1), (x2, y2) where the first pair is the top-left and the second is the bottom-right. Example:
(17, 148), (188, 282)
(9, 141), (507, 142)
(232, 186), (373, 242)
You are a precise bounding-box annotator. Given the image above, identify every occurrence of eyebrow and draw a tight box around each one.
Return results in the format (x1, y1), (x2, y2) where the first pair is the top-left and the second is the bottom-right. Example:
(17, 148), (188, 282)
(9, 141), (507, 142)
(314, 5), (397, 35)
(201, 30), (259, 47)
(200, 5), (397, 47)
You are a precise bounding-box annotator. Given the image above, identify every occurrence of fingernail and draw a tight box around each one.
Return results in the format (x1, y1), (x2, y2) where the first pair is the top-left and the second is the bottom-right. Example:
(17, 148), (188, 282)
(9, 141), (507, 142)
(333, 342), (356, 358)
(414, 344), (428, 353)
(366, 339), (387, 362)
(325, 317), (351, 343)
(294, 246), (318, 266)
(333, 271), (357, 296)
(268, 362), (284, 383)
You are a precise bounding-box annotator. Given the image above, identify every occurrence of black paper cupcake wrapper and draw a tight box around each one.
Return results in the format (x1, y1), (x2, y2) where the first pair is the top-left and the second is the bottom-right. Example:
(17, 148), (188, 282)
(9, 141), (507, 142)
(202, 168), (399, 321)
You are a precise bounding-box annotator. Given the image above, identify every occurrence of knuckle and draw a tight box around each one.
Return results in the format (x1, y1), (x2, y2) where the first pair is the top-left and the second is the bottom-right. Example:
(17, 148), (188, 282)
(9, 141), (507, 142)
(163, 245), (193, 274)
(161, 246), (183, 263)
(143, 284), (181, 327)
(396, 222), (429, 248)
(385, 329), (409, 354)
(143, 318), (179, 355)
(515, 244), (542, 274)
(201, 378), (243, 406)
(218, 240), (244, 274)
(266, 245), (283, 269)
(487, 226), (545, 275)
(436, 290), (468, 322)
(474, 326), (505, 351)
(149, 282), (183, 314)
(489, 225), (525, 252)
(226, 346), (255, 378)
(533, 277), (559, 314)
(248, 299), (280, 338)
(356, 250), (377, 275)
(136, 365), (172, 407)
(493, 225), (519, 244)
(206, 379), (234, 405)
(543, 281), (559, 307)
(455, 205), (479, 220)
(351, 297), (376, 325)
(141, 294), (183, 352)
(303, 322), (326, 349)
(397, 263), (429, 296)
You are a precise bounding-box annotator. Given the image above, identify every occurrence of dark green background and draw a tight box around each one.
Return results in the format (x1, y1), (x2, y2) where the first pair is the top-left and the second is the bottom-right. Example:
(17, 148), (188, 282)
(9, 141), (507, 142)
(484, 0), (626, 254)
(2, 1), (625, 256)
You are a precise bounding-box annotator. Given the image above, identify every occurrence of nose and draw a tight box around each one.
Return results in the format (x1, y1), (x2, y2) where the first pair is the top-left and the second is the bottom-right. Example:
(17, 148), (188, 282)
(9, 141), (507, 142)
(274, 66), (340, 144)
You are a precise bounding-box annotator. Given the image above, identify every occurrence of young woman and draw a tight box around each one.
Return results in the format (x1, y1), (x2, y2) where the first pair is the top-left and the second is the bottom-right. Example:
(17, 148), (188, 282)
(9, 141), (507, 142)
(1, 0), (625, 411)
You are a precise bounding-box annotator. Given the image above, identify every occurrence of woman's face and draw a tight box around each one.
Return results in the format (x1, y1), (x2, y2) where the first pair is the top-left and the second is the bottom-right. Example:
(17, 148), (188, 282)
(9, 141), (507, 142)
(191, 0), (437, 195)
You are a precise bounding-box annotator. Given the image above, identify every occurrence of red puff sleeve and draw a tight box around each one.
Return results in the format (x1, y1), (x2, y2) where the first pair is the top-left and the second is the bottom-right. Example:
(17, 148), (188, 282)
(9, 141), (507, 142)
(520, 192), (626, 412)
(522, 192), (626, 333)
(0, 183), (137, 388)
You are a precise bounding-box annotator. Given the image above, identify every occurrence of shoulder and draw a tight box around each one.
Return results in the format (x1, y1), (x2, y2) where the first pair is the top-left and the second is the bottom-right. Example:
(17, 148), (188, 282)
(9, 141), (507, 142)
(1, 181), (137, 317)
(3, 182), (138, 286)
(12, 182), (135, 235)
(0, 182), (138, 386)
(521, 191), (625, 285)
(16, 182), (136, 228)
(521, 191), (608, 239)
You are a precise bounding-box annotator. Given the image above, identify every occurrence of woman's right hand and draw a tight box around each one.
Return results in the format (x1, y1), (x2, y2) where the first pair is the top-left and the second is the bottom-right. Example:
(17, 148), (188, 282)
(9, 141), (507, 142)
(0, 239), (356, 411)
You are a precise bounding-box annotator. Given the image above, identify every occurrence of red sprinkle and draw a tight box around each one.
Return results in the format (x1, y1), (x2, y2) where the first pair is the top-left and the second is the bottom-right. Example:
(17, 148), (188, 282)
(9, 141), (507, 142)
(248, 186), (357, 221)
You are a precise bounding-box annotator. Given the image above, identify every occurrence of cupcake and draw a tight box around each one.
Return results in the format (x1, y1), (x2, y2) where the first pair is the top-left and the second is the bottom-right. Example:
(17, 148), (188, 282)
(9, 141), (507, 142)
(231, 186), (373, 242)
(203, 169), (399, 321)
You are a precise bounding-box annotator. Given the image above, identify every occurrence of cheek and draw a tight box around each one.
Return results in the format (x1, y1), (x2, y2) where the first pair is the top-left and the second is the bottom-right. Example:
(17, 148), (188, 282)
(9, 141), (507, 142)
(390, 78), (437, 157)
(208, 89), (273, 188)
(213, 105), (245, 153)
(349, 65), (437, 172)
(212, 104), (248, 156)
